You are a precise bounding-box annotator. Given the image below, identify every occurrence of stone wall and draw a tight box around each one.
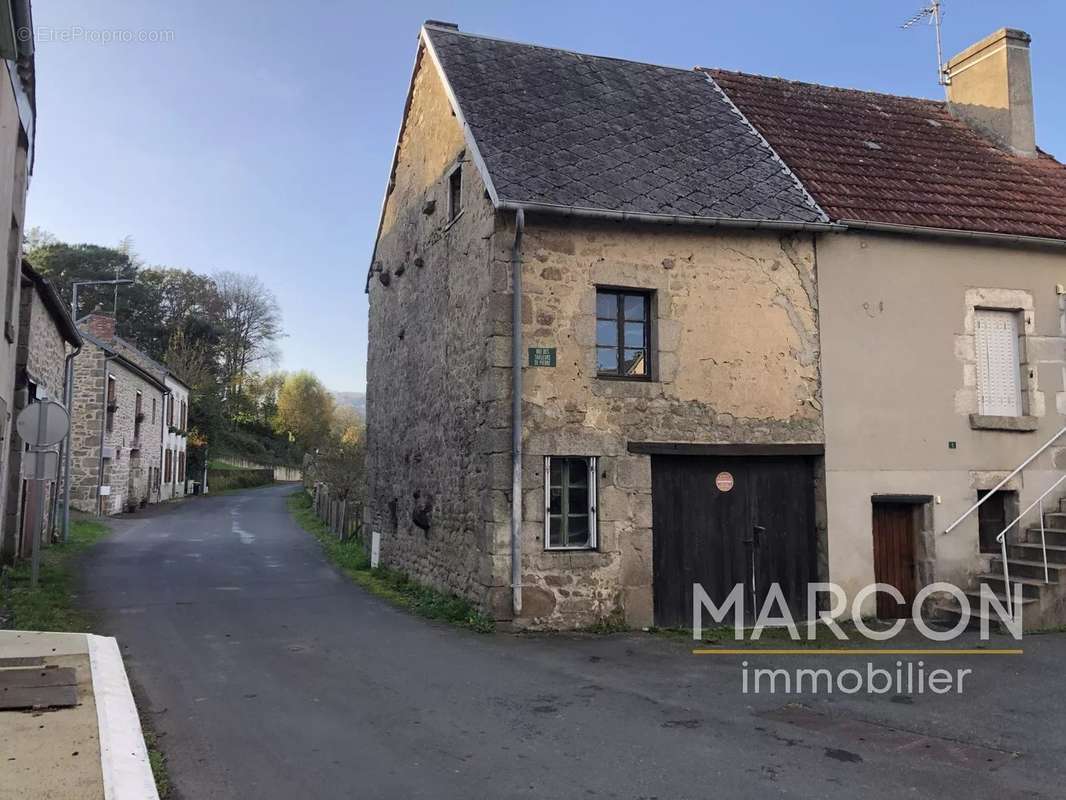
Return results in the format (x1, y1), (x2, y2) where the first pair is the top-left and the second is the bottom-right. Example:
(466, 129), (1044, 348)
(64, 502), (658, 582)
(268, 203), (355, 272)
(69, 340), (164, 515)
(366, 48), (827, 629)
(1, 285), (71, 560)
(366, 47), (503, 608)
(491, 218), (823, 628)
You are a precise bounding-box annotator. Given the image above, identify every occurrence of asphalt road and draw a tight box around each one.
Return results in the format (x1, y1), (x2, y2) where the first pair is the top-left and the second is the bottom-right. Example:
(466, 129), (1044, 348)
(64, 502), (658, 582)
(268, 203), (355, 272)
(79, 484), (1066, 799)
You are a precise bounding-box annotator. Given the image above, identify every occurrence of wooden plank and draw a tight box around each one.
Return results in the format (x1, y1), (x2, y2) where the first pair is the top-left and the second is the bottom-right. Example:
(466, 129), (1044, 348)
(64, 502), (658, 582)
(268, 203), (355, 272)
(0, 684), (78, 710)
(0, 666), (77, 690)
(0, 657), (46, 668)
(631, 442), (824, 457)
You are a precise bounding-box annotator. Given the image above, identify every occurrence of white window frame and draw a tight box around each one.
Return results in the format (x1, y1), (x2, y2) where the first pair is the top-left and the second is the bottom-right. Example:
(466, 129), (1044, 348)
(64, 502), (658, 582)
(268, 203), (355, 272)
(543, 456), (598, 551)
(974, 308), (1024, 417)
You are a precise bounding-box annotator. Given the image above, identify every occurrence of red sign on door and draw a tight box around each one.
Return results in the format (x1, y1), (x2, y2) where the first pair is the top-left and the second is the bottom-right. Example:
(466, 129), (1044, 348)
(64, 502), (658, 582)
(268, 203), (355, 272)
(715, 471), (734, 492)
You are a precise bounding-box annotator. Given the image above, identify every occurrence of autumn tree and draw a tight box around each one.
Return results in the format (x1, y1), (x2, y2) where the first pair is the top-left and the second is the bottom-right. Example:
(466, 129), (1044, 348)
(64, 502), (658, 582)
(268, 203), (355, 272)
(274, 371), (334, 453)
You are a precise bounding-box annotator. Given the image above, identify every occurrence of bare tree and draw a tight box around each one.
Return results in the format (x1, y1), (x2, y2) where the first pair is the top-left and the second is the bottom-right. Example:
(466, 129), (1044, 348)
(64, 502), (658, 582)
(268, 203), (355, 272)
(213, 271), (283, 412)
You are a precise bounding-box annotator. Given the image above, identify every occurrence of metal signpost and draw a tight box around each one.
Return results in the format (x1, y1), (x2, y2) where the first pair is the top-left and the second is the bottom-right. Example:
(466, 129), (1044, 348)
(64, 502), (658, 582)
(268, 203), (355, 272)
(16, 399), (70, 588)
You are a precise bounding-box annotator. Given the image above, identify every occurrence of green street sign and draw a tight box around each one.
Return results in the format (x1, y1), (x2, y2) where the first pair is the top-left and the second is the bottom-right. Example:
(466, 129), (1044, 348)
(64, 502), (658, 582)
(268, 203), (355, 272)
(528, 347), (556, 367)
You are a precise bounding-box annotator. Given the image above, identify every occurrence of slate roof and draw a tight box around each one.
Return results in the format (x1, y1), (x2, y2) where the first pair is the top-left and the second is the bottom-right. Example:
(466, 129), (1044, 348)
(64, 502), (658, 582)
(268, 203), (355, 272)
(708, 69), (1066, 241)
(424, 26), (826, 224)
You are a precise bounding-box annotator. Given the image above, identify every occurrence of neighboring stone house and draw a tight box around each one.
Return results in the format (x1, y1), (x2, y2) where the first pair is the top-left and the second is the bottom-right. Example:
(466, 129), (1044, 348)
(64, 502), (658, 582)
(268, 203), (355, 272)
(69, 313), (166, 515)
(367, 23), (1066, 629)
(0, 261), (80, 563)
(160, 374), (189, 501)
(0, 1), (35, 561)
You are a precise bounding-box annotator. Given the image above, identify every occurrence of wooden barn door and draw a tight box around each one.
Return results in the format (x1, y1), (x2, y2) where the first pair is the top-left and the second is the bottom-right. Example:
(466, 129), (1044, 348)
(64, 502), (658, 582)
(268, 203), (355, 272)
(651, 455), (816, 629)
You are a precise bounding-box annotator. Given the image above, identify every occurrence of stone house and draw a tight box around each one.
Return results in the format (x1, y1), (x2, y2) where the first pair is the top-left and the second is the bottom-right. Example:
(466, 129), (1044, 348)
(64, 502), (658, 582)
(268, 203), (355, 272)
(69, 313), (166, 515)
(0, 0), (35, 560)
(366, 23), (1066, 629)
(0, 261), (80, 563)
(160, 373), (189, 500)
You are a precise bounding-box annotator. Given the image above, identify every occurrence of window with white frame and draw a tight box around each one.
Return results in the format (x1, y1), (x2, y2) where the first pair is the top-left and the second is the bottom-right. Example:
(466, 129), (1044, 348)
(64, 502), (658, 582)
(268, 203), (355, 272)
(544, 456), (597, 550)
(974, 309), (1023, 417)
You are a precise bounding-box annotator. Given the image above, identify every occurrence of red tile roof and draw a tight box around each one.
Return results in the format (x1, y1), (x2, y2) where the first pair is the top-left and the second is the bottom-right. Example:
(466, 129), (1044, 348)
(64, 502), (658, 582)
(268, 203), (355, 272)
(707, 69), (1066, 241)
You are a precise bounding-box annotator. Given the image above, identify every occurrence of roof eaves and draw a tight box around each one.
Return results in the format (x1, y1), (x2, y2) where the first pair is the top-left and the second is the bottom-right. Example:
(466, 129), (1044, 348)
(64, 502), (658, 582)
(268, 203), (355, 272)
(20, 260), (81, 346)
(497, 198), (842, 232)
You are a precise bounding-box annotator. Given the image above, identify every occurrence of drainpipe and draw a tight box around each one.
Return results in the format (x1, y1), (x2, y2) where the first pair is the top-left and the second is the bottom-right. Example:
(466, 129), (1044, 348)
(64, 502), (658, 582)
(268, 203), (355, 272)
(96, 354), (115, 516)
(510, 208), (525, 618)
(57, 342), (81, 542)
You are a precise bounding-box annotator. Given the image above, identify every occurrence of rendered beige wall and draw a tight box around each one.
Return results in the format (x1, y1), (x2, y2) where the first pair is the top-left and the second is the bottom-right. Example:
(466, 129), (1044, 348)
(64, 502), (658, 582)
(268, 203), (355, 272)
(818, 232), (1066, 611)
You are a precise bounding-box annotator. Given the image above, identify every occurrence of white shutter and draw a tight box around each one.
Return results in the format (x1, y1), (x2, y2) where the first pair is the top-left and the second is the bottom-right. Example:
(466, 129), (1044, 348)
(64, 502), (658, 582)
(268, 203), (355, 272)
(974, 309), (1022, 416)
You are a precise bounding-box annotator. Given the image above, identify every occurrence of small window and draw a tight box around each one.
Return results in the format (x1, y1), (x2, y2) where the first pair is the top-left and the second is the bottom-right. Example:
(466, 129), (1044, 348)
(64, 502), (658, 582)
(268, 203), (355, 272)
(447, 164), (462, 222)
(974, 309), (1023, 417)
(596, 289), (651, 378)
(544, 456), (597, 550)
(105, 375), (117, 433)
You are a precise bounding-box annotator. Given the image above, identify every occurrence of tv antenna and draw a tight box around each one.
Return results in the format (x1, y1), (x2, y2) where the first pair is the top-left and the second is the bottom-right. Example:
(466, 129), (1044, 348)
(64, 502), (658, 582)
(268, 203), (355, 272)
(901, 0), (950, 87)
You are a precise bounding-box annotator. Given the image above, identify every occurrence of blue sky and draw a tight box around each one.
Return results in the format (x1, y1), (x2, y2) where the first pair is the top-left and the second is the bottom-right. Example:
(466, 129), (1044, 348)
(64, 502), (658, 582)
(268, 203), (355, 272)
(26, 1), (1066, 392)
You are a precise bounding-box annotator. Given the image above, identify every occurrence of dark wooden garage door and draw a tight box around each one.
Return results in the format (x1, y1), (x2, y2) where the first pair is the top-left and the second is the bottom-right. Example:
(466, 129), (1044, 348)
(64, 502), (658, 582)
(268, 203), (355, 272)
(651, 455), (817, 628)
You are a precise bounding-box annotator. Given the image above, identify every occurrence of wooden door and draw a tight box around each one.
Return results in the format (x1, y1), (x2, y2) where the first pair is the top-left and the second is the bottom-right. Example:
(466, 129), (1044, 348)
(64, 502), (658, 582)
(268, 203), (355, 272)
(872, 503), (917, 619)
(651, 455), (816, 628)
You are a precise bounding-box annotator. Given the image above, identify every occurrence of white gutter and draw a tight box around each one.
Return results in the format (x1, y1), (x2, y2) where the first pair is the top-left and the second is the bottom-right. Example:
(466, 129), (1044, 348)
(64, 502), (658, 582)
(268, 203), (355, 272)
(839, 219), (1066, 249)
(495, 199), (843, 232)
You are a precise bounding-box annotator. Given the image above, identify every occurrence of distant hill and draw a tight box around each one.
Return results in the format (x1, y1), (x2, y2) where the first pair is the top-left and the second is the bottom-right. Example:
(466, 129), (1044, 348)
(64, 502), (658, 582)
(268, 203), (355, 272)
(332, 391), (365, 417)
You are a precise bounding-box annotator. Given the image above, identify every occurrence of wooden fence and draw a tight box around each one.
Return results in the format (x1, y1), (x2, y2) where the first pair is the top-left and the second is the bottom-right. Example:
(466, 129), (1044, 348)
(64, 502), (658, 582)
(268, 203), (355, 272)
(311, 482), (363, 541)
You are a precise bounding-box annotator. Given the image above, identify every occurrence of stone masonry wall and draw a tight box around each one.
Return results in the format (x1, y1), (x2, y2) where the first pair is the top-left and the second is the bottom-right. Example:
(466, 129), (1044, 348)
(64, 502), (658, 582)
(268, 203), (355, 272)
(2, 286), (70, 560)
(69, 341), (164, 515)
(366, 47), (502, 609)
(491, 217), (824, 628)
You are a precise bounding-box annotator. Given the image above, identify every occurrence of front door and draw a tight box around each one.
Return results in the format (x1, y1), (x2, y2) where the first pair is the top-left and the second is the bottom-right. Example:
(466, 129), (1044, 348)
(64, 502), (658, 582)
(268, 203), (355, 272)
(651, 455), (817, 628)
(871, 503), (917, 619)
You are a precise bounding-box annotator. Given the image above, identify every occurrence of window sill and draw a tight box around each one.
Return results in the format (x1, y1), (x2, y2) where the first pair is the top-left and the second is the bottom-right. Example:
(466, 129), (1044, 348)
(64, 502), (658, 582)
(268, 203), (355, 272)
(969, 414), (1039, 432)
(544, 547), (599, 553)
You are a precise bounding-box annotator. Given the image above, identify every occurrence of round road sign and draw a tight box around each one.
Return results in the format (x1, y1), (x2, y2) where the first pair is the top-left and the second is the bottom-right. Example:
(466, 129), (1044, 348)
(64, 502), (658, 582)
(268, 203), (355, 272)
(715, 471), (735, 493)
(16, 400), (70, 447)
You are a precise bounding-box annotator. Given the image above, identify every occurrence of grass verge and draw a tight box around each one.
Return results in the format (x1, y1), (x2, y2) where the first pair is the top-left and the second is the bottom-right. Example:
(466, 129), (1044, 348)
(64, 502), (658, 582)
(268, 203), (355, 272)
(288, 490), (495, 633)
(0, 518), (110, 631)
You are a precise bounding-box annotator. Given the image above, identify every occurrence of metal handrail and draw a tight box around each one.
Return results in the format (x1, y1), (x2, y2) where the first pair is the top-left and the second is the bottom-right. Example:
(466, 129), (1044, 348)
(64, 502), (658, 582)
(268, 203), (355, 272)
(994, 472), (1066, 620)
(943, 423), (1066, 536)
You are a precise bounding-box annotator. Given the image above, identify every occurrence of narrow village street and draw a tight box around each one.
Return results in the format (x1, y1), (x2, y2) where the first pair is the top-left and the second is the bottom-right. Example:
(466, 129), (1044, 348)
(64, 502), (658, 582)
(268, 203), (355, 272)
(77, 484), (1066, 800)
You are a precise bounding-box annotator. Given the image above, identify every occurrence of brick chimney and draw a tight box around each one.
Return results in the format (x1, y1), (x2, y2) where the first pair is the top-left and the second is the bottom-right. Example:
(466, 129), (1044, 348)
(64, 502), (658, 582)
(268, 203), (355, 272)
(82, 311), (116, 341)
(946, 28), (1036, 158)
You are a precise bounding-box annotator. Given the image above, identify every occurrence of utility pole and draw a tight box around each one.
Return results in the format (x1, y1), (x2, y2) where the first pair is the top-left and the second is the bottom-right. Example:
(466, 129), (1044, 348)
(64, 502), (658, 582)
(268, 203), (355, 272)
(61, 278), (133, 542)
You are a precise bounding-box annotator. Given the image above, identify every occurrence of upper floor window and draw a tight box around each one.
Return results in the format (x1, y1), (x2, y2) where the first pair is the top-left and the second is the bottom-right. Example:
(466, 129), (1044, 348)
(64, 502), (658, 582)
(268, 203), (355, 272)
(134, 391), (143, 439)
(974, 309), (1023, 417)
(447, 164), (462, 222)
(596, 289), (651, 379)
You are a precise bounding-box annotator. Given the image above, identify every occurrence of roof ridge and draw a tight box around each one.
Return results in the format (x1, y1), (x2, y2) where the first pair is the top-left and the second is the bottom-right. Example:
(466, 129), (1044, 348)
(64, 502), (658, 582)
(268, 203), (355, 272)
(423, 23), (699, 77)
(704, 67), (947, 108)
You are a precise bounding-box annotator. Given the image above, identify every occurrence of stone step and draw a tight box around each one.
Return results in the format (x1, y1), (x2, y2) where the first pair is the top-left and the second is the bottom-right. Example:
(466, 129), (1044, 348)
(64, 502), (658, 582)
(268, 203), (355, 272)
(990, 556), (1065, 581)
(931, 601), (1026, 633)
(974, 572), (1046, 599)
(1044, 511), (1066, 527)
(1008, 542), (1066, 564)
(1025, 527), (1066, 548)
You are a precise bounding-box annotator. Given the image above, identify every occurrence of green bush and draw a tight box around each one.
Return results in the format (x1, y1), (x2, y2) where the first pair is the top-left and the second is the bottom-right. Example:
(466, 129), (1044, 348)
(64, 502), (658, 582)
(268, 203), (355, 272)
(207, 467), (274, 492)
